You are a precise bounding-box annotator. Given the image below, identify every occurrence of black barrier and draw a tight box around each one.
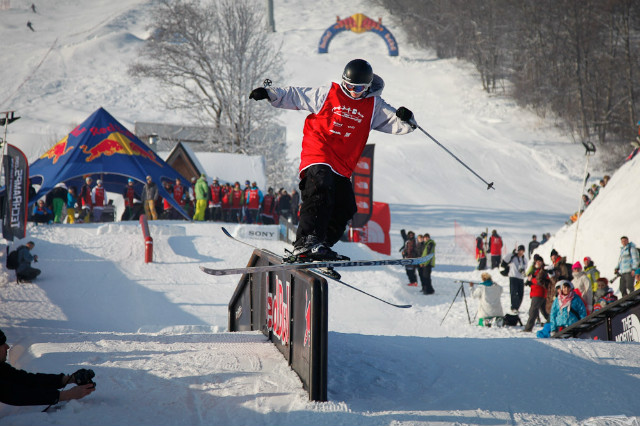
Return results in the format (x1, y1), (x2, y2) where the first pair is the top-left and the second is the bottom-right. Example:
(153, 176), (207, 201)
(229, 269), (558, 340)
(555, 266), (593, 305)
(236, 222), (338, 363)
(228, 249), (328, 401)
(554, 289), (640, 341)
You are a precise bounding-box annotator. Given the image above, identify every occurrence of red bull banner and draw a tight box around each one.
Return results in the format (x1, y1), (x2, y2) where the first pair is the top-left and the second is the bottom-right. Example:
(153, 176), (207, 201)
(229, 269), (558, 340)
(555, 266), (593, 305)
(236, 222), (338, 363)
(318, 13), (399, 56)
(3, 144), (29, 241)
(351, 144), (374, 228)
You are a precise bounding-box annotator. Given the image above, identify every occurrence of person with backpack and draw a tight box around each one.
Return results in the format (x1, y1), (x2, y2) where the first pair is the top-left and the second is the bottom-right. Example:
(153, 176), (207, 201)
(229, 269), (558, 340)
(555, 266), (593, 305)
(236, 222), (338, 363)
(400, 230), (419, 287)
(615, 236), (640, 297)
(504, 245), (527, 314)
(15, 242), (40, 283)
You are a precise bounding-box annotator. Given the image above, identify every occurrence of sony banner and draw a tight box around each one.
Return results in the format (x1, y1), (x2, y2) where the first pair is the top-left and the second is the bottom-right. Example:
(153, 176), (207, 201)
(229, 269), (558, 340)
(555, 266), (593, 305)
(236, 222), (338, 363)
(2, 144), (29, 241)
(351, 144), (374, 229)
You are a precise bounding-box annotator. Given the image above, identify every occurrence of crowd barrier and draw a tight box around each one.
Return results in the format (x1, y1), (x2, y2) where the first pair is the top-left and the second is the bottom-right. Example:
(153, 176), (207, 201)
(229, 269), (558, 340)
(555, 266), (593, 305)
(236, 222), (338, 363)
(228, 248), (328, 401)
(554, 289), (640, 341)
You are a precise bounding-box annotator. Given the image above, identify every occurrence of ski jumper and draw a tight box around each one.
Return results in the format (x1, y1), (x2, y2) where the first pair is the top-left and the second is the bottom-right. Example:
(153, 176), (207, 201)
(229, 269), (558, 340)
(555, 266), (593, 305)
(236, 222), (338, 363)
(266, 75), (414, 246)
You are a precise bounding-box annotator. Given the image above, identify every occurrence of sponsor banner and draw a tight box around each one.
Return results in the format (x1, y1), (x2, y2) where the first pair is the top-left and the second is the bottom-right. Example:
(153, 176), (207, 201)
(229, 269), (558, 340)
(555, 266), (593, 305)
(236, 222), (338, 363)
(2, 144), (29, 241)
(358, 202), (391, 255)
(227, 249), (328, 401)
(351, 144), (374, 228)
(236, 224), (280, 241)
(611, 308), (640, 342)
(318, 13), (399, 56)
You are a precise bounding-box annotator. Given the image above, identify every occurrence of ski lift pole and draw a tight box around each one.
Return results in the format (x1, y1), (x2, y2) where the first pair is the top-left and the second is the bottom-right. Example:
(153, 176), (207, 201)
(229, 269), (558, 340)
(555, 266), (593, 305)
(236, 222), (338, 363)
(571, 141), (596, 261)
(415, 124), (495, 191)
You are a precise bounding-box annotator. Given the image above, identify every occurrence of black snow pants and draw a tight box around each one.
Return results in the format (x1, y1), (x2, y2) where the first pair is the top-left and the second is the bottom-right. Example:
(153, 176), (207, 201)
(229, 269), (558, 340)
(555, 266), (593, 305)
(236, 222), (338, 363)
(296, 165), (357, 247)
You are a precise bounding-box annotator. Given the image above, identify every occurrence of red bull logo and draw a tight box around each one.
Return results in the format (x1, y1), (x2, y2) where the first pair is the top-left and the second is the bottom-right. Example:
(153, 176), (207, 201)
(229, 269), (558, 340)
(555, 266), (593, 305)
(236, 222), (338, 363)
(41, 136), (73, 164)
(335, 13), (384, 34)
(80, 132), (161, 166)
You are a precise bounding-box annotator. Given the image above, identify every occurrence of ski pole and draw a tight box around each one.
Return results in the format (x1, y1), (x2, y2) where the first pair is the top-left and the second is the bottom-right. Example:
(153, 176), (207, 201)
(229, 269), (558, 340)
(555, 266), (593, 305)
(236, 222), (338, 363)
(414, 124), (495, 190)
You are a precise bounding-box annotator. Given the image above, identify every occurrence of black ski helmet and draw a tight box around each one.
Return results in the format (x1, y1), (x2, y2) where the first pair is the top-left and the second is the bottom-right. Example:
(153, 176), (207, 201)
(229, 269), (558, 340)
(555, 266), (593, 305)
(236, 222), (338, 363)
(342, 59), (373, 85)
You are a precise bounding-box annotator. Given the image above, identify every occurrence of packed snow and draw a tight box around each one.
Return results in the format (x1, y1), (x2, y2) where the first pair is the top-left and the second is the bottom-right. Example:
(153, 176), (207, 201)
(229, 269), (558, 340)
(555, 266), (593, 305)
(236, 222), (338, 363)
(1, 0), (639, 425)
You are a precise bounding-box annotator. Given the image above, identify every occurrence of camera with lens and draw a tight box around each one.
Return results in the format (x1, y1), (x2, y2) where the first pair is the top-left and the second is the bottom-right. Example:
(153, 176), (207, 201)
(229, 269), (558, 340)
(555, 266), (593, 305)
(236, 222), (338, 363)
(73, 368), (96, 388)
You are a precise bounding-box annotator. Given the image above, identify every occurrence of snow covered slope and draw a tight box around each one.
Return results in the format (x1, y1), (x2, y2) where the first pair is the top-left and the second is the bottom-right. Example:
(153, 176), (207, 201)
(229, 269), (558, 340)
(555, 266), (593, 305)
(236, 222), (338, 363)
(1, 0), (639, 425)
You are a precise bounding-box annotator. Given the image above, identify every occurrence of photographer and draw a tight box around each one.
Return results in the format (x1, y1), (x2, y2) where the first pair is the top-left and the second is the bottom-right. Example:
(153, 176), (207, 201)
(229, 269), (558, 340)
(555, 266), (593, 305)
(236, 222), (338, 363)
(17, 241), (41, 283)
(0, 329), (95, 406)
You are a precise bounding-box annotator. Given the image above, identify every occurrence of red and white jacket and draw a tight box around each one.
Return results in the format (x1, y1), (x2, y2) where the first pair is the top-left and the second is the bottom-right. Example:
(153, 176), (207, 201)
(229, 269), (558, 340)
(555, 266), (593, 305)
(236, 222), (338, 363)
(266, 74), (414, 178)
(92, 186), (106, 207)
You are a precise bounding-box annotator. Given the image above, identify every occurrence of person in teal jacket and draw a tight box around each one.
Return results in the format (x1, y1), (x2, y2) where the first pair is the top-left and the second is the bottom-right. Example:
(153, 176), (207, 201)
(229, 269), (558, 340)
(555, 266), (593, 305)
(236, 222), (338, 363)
(549, 280), (587, 334)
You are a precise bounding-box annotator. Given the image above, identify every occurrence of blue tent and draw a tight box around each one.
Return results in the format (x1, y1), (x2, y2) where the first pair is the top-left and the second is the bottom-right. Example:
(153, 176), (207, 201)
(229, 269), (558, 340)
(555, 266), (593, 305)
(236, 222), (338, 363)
(29, 107), (191, 220)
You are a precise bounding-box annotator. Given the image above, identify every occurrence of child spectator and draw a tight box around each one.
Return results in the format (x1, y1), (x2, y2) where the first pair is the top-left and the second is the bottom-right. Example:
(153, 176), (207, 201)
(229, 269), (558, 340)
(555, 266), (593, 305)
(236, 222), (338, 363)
(583, 256), (600, 293)
(32, 200), (53, 224)
(572, 262), (593, 315)
(470, 272), (503, 326)
(593, 278), (618, 311)
(549, 281), (586, 334)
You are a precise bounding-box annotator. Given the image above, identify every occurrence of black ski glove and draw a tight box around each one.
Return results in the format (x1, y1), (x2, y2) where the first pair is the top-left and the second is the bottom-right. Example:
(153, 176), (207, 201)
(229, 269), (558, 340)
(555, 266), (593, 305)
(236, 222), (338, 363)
(395, 106), (414, 122)
(249, 87), (269, 101)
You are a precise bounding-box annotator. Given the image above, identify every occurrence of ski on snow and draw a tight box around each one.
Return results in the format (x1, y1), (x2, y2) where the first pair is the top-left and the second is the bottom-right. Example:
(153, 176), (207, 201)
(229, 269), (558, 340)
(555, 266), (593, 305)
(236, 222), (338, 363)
(199, 227), (429, 309)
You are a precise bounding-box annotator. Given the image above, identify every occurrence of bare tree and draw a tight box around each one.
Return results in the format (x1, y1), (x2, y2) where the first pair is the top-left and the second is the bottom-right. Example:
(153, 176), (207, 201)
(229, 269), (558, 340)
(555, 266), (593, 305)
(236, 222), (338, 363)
(130, 0), (283, 154)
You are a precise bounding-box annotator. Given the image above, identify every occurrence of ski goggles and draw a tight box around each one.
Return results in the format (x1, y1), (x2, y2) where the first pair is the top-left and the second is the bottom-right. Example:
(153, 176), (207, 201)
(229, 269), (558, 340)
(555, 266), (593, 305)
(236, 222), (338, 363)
(342, 81), (370, 94)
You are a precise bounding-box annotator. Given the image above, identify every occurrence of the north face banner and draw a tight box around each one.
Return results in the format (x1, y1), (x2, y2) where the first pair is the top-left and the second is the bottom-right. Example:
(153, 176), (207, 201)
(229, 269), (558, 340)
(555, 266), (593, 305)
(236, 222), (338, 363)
(351, 144), (374, 228)
(3, 144), (29, 241)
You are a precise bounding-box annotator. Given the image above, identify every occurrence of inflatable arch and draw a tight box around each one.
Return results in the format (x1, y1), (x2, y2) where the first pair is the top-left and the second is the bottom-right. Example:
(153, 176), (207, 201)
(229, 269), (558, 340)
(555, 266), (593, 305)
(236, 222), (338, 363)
(318, 13), (399, 56)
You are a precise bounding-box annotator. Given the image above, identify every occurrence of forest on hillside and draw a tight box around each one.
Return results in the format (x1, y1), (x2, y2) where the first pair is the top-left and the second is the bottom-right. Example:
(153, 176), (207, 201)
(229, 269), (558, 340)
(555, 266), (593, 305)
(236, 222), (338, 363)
(378, 0), (640, 167)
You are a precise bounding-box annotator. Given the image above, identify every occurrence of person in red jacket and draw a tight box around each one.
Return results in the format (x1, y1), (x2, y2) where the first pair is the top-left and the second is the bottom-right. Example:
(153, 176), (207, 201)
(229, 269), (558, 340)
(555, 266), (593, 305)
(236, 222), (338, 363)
(523, 255), (551, 332)
(91, 179), (107, 222)
(229, 182), (244, 223)
(489, 229), (503, 269)
(208, 178), (223, 222)
(250, 59), (416, 262)
(261, 187), (276, 225)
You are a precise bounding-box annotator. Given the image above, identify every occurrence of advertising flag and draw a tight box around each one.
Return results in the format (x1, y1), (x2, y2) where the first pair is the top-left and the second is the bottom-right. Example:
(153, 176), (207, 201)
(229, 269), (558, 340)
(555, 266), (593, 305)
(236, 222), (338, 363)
(351, 144), (374, 228)
(3, 144), (29, 241)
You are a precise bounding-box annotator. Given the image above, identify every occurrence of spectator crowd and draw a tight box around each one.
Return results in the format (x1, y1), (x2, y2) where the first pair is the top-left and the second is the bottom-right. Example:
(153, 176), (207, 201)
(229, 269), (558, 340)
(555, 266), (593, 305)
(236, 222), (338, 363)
(27, 175), (300, 226)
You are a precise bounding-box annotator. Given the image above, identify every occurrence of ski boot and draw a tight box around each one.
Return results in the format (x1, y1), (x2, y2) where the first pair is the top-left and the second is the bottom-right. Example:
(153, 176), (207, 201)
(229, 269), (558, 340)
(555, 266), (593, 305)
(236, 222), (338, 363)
(284, 236), (350, 263)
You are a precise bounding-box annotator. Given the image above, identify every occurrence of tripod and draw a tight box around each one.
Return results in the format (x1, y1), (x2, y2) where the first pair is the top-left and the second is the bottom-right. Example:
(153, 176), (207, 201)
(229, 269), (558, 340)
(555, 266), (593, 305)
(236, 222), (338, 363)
(440, 282), (472, 325)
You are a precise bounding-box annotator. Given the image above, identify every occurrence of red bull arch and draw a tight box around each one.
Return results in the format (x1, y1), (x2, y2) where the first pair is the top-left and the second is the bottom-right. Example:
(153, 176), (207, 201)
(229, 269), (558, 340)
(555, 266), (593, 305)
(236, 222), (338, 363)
(318, 13), (399, 56)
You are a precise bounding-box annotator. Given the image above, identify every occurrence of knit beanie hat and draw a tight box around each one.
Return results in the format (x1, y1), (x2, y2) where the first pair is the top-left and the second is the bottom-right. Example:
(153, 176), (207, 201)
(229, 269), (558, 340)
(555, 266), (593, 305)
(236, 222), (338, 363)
(572, 261), (582, 271)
